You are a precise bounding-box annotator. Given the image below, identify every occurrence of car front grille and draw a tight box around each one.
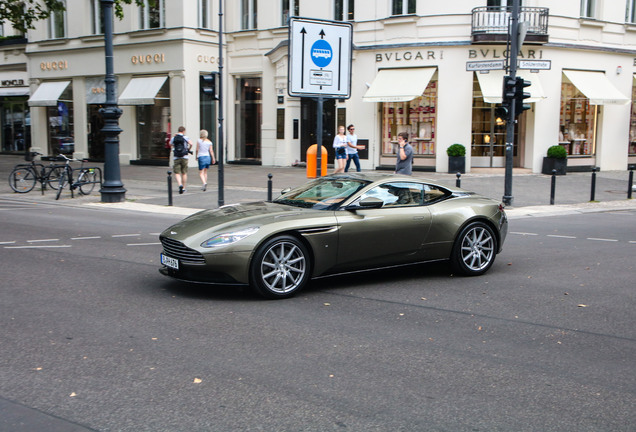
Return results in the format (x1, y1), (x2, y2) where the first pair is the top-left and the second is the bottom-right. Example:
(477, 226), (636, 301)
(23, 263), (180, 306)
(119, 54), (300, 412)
(160, 237), (205, 265)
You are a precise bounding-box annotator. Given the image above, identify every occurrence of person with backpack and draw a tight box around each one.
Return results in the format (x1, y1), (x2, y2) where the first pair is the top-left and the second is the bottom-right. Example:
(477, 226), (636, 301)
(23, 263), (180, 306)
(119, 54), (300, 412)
(170, 126), (193, 194)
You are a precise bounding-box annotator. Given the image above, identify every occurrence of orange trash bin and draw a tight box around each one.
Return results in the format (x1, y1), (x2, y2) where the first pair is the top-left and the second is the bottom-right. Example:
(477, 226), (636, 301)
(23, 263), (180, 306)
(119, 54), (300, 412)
(306, 144), (328, 178)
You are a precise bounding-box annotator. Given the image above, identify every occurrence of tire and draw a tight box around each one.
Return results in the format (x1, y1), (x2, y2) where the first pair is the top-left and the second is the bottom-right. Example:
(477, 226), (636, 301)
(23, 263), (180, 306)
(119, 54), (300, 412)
(46, 166), (65, 190)
(450, 221), (497, 276)
(249, 235), (311, 299)
(56, 170), (67, 200)
(9, 167), (36, 193)
(78, 170), (96, 195)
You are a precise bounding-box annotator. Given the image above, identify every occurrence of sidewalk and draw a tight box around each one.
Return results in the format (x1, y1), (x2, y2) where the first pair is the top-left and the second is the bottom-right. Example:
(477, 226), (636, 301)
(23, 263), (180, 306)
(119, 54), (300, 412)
(1, 154), (635, 218)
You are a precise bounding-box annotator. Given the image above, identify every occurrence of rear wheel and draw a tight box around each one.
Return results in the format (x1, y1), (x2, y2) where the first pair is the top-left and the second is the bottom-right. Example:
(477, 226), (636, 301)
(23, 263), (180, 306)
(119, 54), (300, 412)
(46, 166), (65, 190)
(56, 170), (68, 200)
(78, 170), (96, 195)
(249, 235), (311, 299)
(9, 167), (36, 193)
(450, 221), (497, 276)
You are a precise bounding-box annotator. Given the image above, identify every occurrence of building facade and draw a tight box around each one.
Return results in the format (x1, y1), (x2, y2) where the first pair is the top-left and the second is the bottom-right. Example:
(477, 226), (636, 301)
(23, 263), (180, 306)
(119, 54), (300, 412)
(1, 0), (635, 172)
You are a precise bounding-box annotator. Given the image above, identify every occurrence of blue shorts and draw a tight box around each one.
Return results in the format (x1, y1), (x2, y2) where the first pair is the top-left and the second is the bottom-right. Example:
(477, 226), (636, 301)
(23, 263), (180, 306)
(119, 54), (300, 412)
(198, 155), (211, 170)
(335, 149), (347, 160)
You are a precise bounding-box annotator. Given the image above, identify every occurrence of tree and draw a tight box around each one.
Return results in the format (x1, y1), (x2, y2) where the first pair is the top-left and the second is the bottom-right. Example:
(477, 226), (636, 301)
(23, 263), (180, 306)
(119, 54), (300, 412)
(0, 0), (148, 34)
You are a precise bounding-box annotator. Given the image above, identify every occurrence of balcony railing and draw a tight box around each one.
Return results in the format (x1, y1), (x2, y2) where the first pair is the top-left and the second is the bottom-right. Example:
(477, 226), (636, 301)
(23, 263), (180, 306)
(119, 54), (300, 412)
(471, 6), (549, 44)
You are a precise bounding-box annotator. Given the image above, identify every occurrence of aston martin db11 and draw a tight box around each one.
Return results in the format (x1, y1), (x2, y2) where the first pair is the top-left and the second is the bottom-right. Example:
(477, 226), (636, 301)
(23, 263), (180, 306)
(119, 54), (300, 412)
(159, 173), (508, 298)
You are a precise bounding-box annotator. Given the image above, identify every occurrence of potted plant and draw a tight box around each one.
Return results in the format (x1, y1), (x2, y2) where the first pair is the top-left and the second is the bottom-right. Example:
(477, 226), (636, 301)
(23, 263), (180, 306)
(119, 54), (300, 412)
(447, 143), (466, 174)
(541, 145), (567, 175)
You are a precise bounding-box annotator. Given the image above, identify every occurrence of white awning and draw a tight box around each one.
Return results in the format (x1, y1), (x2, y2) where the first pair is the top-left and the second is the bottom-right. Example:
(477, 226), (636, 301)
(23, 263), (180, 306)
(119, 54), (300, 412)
(477, 70), (545, 104)
(118, 76), (167, 105)
(0, 87), (29, 97)
(363, 68), (436, 102)
(28, 81), (71, 107)
(563, 70), (630, 105)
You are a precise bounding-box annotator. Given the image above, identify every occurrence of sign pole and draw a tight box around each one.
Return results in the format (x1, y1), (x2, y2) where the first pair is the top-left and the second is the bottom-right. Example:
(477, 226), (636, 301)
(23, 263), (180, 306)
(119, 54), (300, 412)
(316, 97), (323, 178)
(503, 0), (520, 207)
(217, 0), (224, 207)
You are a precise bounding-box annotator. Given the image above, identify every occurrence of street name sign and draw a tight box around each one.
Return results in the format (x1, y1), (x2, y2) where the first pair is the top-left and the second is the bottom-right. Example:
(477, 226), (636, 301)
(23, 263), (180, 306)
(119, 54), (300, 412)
(288, 17), (353, 98)
(466, 60), (506, 71)
(518, 60), (551, 70)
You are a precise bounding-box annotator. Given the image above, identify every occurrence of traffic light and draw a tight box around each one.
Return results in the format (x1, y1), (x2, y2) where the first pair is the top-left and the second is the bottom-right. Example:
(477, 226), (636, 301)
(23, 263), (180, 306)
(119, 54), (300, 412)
(514, 76), (531, 116)
(200, 73), (218, 100)
(502, 75), (516, 107)
(494, 104), (509, 124)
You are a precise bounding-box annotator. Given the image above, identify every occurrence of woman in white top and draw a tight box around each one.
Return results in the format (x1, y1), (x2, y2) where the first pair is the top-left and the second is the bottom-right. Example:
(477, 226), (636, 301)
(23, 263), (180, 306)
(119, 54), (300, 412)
(332, 125), (348, 174)
(196, 129), (216, 191)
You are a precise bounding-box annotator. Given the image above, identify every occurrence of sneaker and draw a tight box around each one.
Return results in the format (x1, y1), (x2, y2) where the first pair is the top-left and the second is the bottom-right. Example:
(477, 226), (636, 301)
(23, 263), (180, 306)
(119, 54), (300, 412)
(202, 184), (207, 191)
(178, 185), (184, 194)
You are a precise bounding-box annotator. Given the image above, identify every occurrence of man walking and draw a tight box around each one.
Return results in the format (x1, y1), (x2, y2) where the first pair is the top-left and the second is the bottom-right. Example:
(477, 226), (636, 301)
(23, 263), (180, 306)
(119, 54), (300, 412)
(170, 126), (193, 194)
(345, 124), (361, 172)
(395, 132), (413, 175)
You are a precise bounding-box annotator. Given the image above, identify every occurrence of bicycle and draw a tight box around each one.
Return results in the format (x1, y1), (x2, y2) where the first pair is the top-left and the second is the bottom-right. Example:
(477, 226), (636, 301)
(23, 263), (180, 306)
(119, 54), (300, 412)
(8, 152), (66, 194)
(55, 154), (102, 200)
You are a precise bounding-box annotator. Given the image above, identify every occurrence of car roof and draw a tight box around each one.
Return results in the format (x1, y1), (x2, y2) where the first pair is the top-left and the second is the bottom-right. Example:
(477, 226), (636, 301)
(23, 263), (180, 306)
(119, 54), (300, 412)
(322, 173), (461, 192)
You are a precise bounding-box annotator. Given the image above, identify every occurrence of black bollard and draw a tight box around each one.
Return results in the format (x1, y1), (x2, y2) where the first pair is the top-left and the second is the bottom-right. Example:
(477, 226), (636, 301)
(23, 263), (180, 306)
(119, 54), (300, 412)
(590, 167), (598, 202)
(628, 165), (634, 200)
(456, 172), (461, 188)
(267, 173), (273, 202)
(167, 170), (173, 206)
(550, 169), (556, 205)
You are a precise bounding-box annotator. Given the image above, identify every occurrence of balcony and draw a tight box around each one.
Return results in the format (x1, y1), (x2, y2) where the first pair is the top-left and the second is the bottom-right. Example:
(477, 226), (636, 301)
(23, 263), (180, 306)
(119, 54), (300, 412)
(471, 6), (549, 44)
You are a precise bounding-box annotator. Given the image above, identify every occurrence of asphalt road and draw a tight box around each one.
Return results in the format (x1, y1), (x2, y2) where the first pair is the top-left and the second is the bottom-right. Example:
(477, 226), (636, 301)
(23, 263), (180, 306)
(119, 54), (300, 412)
(0, 200), (634, 431)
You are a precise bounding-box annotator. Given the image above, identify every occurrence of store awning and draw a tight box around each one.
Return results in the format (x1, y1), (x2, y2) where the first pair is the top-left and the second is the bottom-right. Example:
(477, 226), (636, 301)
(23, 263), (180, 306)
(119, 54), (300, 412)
(563, 70), (630, 105)
(118, 76), (167, 105)
(363, 68), (436, 102)
(477, 70), (545, 104)
(28, 81), (71, 107)
(0, 87), (29, 97)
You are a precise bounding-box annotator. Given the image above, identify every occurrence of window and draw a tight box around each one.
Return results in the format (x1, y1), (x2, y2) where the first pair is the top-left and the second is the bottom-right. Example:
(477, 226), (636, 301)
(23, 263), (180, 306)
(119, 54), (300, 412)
(334, 0), (354, 21)
(241, 0), (257, 30)
(580, 0), (596, 18)
(199, 0), (211, 28)
(392, 0), (416, 15)
(48, 2), (66, 39)
(559, 80), (596, 157)
(360, 182), (425, 207)
(91, 0), (105, 34)
(627, 0), (636, 23)
(282, 0), (299, 25)
(139, 0), (164, 29)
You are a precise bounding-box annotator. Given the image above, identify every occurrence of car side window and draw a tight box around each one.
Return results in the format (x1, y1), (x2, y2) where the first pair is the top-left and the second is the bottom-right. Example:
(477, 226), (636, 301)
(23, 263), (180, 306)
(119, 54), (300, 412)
(422, 184), (447, 203)
(360, 182), (424, 207)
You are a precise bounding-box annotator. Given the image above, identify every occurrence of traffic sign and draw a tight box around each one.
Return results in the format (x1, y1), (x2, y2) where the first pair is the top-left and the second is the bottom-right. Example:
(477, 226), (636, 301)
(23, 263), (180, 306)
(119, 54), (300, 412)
(288, 17), (352, 98)
(518, 60), (551, 70)
(466, 60), (505, 71)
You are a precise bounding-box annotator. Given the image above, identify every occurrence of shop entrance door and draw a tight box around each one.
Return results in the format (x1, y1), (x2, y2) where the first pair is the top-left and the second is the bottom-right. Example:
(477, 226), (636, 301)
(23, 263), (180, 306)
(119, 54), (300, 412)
(87, 105), (105, 161)
(1, 99), (30, 154)
(300, 98), (336, 162)
(471, 104), (521, 168)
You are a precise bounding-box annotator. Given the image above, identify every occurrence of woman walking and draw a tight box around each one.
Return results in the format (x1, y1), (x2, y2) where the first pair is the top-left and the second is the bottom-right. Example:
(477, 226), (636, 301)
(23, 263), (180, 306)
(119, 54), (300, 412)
(196, 129), (216, 191)
(332, 125), (348, 174)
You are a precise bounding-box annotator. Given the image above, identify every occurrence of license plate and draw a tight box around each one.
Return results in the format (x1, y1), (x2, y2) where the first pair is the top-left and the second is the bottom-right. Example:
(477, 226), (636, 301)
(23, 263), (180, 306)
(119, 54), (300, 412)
(161, 254), (179, 270)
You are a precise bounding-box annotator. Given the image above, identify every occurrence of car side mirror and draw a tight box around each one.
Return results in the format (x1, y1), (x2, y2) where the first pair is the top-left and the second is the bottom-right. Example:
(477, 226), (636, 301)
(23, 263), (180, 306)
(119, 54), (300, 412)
(346, 196), (384, 211)
(280, 187), (292, 195)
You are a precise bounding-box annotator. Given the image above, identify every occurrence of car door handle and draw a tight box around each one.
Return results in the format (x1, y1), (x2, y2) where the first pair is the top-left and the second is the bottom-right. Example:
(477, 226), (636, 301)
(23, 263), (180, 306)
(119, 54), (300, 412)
(412, 216), (426, 220)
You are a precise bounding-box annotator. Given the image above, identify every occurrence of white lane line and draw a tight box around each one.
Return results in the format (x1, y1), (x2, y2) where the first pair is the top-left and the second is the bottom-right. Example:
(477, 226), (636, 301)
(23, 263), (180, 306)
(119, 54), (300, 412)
(5, 245), (72, 249)
(149, 232), (161, 236)
(586, 237), (618, 242)
(547, 235), (576, 239)
(112, 234), (141, 238)
(127, 242), (162, 246)
(27, 239), (59, 243)
(71, 236), (101, 240)
(630, 241), (636, 244)
(510, 232), (538, 236)
(0, 241), (16, 245)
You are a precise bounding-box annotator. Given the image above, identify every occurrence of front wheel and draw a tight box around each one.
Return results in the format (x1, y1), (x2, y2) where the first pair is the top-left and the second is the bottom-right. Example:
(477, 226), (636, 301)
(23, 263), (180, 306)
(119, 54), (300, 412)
(249, 235), (311, 299)
(78, 170), (96, 195)
(450, 221), (497, 276)
(46, 166), (65, 190)
(9, 167), (36, 193)
(56, 171), (67, 200)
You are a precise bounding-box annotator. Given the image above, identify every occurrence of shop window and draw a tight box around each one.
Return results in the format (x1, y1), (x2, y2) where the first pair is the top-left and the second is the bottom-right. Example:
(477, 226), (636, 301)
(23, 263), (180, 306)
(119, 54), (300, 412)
(391, 0), (416, 15)
(200, 75), (217, 156)
(136, 79), (170, 162)
(282, 0), (299, 25)
(630, 84), (636, 156)
(559, 82), (596, 157)
(235, 77), (262, 160)
(380, 81), (437, 158)
(139, 0), (164, 29)
(48, 3), (66, 39)
(241, 0), (257, 30)
(334, 0), (354, 21)
(47, 85), (73, 156)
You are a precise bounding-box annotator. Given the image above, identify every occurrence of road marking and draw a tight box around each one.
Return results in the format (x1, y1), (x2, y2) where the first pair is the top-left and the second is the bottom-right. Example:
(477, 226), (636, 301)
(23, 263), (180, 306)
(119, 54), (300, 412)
(5, 245), (71, 249)
(547, 235), (576, 239)
(127, 242), (161, 246)
(27, 239), (59, 243)
(71, 236), (101, 240)
(149, 232), (161, 236)
(510, 232), (538, 236)
(0, 241), (16, 245)
(586, 237), (618, 242)
(112, 234), (141, 238)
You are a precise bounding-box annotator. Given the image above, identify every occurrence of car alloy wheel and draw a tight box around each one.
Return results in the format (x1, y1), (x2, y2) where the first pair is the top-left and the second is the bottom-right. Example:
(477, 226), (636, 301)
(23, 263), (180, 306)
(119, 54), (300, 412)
(451, 221), (497, 276)
(250, 235), (310, 299)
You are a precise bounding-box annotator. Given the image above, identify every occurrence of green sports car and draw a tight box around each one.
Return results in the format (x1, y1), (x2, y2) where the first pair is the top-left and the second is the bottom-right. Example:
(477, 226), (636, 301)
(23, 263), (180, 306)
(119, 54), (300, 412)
(159, 173), (508, 299)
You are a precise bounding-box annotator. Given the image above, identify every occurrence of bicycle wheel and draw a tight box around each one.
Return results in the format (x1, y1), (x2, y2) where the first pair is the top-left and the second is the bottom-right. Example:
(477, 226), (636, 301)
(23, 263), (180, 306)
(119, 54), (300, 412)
(46, 166), (65, 190)
(56, 170), (68, 200)
(9, 167), (36, 193)
(78, 169), (96, 195)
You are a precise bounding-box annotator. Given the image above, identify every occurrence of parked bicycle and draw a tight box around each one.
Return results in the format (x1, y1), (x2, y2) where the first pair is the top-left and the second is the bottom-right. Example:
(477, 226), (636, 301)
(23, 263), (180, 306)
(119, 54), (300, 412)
(55, 154), (102, 200)
(8, 152), (65, 194)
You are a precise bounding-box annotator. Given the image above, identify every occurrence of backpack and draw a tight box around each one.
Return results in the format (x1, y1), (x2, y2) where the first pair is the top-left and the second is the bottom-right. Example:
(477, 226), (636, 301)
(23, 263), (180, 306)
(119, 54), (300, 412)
(173, 134), (188, 157)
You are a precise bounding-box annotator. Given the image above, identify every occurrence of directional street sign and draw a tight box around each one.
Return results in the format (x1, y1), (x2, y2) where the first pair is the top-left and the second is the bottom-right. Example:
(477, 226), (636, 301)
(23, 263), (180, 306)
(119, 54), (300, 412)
(466, 60), (506, 71)
(288, 18), (353, 98)
(518, 60), (551, 70)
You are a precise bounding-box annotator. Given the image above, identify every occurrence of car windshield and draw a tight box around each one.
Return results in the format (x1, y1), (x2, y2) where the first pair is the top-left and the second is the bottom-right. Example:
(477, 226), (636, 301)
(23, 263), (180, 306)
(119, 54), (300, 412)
(274, 177), (370, 210)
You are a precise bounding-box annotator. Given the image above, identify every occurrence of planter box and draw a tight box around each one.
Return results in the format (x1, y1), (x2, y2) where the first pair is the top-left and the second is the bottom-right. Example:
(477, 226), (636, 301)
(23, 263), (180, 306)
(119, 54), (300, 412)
(541, 157), (567, 175)
(448, 156), (465, 174)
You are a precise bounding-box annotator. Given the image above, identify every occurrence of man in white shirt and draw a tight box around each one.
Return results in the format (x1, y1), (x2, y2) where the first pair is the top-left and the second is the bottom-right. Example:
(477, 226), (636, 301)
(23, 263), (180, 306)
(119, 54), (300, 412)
(345, 124), (362, 172)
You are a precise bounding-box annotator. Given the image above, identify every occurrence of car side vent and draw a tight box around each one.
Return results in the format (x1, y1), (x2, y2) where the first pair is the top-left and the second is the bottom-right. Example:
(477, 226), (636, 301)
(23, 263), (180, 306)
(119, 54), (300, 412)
(160, 237), (205, 264)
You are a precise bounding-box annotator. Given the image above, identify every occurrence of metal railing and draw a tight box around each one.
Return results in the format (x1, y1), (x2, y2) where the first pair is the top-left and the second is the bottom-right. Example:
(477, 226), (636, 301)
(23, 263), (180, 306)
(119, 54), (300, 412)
(471, 6), (549, 38)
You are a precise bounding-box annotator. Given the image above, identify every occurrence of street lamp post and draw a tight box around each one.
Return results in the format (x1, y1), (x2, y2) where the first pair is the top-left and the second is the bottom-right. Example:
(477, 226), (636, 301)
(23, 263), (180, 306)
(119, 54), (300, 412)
(99, 0), (126, 203)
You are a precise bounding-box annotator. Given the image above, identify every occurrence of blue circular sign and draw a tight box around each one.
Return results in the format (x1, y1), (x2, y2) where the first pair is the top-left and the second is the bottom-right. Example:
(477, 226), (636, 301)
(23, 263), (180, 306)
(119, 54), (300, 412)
(311, 39), (332, 68)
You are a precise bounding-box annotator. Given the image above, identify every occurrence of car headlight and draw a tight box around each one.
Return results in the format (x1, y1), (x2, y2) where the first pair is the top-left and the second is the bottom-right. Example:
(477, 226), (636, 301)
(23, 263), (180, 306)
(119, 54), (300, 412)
(201, 227), (259, 248)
